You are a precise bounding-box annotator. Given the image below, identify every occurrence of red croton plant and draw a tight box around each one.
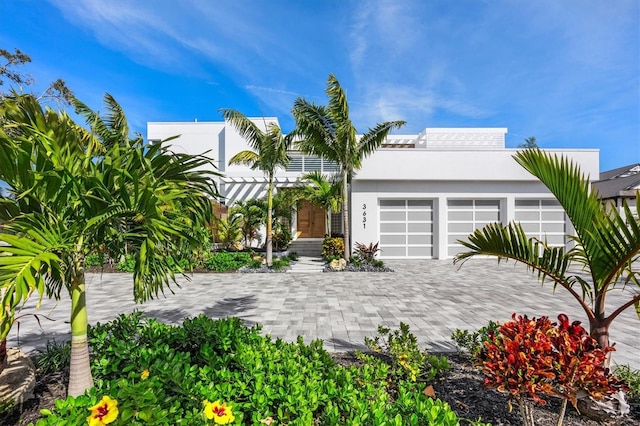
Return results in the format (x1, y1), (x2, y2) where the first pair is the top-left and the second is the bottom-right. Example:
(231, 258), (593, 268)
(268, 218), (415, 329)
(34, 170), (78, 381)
(480, 313), (628, 426)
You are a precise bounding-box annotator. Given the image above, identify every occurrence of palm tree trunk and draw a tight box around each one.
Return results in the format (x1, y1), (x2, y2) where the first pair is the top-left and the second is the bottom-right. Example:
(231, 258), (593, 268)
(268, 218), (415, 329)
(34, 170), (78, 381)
(326, 209), (331, 236)
(68, 271), (94, 397)
(342, 168), (350, 262)
(266, 173), (273, 266)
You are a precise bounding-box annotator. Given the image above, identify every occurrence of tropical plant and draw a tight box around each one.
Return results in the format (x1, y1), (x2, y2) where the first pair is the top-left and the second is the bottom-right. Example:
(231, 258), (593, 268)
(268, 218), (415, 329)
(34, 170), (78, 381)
(353, 241), (381, 264)
(0, 93), (219, 396)
(220, 109), (292, 266)
(213, 215), (243, 250)
(454, 149), (640, 351)
(230, 200), (264, 248)
(321, 236), (344, 261)
(291, 74), (405, 261)
(294, 171), (342, 235)
(480, 313), (626, 426)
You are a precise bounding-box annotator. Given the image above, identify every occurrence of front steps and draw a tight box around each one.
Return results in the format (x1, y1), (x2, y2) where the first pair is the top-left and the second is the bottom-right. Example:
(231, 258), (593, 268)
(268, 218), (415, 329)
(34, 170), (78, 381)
(288, 238), (323, 257)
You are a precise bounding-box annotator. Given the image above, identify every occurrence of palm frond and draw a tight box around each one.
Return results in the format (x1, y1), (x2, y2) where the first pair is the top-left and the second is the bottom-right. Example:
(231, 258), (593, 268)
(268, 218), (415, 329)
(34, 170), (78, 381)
(220, 109), (263, 151)
(229, 150), (261, 169)
(326, 74), (350, 125)
(359, 120), (406, 158)
(454, 222), (574, 293)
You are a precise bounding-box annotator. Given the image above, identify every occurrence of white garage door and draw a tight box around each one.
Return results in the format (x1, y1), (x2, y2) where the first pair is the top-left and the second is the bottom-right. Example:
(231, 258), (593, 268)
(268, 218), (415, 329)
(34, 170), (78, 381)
(379, 199), (433, 258)
(515, 199), (566, 247)
(447, 199), (501, 257)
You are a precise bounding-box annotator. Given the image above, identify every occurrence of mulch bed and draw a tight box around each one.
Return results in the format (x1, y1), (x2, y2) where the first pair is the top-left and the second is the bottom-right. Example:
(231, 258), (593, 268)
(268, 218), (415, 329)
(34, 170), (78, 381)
(3, 353), (638, 425)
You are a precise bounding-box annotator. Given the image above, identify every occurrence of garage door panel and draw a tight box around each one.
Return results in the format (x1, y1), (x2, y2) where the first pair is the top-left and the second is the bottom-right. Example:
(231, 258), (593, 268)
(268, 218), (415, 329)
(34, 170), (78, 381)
(381, 211), (406, 221)
(408, 234), (432, 244)
(476, 211), (500, 221)
(447, 199), (501, 257)
(381, 222), (406, 232)
(379, 199), (433, 258)
(381, 246), (406, 257)
(380, 234), (406, 244)
(541, 211), (564, 221)
(408, 246), (431, 257)
(380, 200), (405, 209)
(408, 211), (431, 221)
(408, 222), (431, 232)
(515, 199), (566, 248)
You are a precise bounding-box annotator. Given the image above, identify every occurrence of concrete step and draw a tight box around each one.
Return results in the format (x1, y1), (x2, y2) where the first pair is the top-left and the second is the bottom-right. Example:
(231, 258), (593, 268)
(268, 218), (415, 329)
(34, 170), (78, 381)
(288, 239), (323, 257)
(288, 256), (325, 273)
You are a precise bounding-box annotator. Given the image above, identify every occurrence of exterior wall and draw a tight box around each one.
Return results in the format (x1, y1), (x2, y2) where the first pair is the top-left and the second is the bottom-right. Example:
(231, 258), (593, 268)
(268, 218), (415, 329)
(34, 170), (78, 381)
(352, 147), (599, 259)
(148, 121), (600, 259)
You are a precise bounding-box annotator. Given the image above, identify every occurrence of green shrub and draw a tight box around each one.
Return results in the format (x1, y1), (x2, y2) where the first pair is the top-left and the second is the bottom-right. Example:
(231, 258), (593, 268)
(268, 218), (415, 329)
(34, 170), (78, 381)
(272, 228), (291, 252)
(37, 313), (467, 426)
(116, 254), (136, 273)
(321, 236), (344, 260)
(167, 256), (194, 272)
(364, 322), (449, 383)
(613, 364), (640, 401)
(204, 251), (252, 271)
(288, 251), (299, 261)
(451, 320), (499, 359)
(84, 252), (105, 267)
(35, 339), (71, 375)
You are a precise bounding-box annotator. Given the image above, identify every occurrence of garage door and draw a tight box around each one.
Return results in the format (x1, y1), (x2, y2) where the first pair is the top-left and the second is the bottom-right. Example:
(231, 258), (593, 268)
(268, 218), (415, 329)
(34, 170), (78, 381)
(379, 199), (433, 258)
(514, 199), (566, 247)
(447, 199), (501, 257)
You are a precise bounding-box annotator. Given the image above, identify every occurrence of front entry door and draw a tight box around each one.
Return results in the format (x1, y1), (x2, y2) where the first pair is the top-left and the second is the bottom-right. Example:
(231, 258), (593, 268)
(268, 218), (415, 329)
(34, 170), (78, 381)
(297, 201), (325, 238)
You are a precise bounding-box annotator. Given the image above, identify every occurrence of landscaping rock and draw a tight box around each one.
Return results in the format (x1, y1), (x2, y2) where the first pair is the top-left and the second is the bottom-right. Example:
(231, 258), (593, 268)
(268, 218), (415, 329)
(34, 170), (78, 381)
(0, 349), (36, 410)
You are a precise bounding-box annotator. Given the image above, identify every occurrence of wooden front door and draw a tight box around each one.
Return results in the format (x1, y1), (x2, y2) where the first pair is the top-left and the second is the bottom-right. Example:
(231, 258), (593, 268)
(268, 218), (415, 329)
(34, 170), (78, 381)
(297, 201), (325, 238)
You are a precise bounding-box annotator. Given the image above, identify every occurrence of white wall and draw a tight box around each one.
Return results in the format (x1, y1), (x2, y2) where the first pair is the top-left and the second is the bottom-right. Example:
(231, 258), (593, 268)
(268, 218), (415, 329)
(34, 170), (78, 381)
(357, 149), (600, 182)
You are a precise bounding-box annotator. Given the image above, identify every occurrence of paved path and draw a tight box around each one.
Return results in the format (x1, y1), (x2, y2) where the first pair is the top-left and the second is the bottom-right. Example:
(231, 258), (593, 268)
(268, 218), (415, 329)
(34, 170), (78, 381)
(6, 259), (639, 369)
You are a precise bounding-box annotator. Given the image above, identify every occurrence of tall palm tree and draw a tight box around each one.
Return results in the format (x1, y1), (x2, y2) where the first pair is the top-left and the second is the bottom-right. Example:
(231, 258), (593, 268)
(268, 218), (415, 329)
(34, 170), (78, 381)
(0, 94), (220, 396)
(294, 171), (342, 235)
(292, 74), (405, 261)
(454, 149), (640, 351)
(220, 109), (291, 266)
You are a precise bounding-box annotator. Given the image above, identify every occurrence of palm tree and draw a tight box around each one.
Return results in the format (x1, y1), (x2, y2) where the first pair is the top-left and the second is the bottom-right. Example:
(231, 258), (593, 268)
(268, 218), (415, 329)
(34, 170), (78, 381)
(0, 94), (220, 396)
(231, 200), (265, 248)
(454, 149), (640, 351)
(294, 171), (342, 235)
(220, 109), (291, 266)
(292, 74), (405, 261)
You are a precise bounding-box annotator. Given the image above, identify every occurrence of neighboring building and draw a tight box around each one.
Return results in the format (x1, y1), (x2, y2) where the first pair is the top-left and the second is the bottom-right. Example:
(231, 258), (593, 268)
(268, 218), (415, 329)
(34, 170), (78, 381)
(592, 163), (639, 219)
(147, 121), (600, 260)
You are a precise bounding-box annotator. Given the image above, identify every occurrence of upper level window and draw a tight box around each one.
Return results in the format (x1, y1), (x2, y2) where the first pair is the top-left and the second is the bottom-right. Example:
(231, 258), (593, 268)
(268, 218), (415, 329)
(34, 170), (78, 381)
(286, 154), (338, 174)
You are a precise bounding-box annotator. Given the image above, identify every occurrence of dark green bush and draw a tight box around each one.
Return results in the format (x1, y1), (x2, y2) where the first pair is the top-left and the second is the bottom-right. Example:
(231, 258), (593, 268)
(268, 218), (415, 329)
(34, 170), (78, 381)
(116, 254), (135, 273)
(85, 252), (105, 267)
(451, 320), (500, 359)
(204, 251), (252, 271)
(38, 313), (467, 425)
(272, 228), (291, 252)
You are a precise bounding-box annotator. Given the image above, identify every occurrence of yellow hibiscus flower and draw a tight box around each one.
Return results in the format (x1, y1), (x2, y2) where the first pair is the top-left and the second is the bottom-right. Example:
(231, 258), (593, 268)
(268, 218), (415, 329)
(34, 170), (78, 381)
(87, 396), (118, 426)
(203, 399), (235, 424)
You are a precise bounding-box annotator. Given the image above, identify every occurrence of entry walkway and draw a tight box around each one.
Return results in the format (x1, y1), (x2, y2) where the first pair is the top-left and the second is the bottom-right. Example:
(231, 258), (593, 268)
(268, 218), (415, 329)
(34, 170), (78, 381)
(6, 259), (639, 368)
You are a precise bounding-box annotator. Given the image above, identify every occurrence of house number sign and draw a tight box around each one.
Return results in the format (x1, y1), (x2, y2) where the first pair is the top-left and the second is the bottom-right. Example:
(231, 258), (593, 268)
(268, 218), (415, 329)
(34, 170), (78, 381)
(362, 203), (367, 229)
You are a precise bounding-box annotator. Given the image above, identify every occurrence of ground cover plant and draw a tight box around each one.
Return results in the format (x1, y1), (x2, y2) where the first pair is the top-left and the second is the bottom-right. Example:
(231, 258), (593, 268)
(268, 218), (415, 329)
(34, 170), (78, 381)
(29, 313), (481, 426)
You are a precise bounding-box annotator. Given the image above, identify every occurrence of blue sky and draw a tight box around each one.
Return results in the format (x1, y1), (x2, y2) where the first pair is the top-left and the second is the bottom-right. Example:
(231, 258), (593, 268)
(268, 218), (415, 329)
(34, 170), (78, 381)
(1, 0), (638, 171)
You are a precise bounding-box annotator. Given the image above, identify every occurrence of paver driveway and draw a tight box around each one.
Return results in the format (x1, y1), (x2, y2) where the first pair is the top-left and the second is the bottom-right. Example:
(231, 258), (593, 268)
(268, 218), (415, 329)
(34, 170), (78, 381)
(7, 259), (639, 368)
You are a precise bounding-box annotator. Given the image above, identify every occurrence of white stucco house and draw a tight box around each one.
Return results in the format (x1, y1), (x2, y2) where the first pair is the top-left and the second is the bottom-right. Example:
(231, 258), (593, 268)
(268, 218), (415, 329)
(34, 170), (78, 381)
(147, 120), (599, 260)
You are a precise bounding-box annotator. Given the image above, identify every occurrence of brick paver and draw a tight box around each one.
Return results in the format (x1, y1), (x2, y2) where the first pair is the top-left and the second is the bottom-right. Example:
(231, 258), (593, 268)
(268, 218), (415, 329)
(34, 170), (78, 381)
(6, 259), (639, 368)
